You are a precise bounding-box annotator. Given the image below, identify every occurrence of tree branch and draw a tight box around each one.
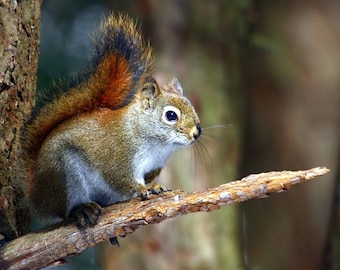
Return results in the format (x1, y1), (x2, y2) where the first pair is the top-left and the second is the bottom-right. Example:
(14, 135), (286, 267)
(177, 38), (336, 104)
(0, 167), (329, 270)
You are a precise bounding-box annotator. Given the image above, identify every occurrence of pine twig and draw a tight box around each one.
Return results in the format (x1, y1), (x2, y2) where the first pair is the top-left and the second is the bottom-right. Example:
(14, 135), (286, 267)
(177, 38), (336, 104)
(0, 167), (329, 270)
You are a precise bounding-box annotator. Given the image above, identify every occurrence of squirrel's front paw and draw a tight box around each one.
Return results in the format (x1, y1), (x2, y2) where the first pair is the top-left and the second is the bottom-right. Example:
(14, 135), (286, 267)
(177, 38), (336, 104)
(148, 182), (171, 194)
(139, 183), (171, 200)
(70, 202), (102, 228)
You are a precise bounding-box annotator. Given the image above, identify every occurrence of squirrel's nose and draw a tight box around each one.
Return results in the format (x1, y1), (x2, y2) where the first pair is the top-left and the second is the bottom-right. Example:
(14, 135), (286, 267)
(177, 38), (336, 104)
(192, 123), (201, 140)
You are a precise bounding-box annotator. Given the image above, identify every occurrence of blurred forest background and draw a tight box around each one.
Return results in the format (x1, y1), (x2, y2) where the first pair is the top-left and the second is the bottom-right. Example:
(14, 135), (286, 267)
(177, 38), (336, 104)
(36, 0), (339, 269)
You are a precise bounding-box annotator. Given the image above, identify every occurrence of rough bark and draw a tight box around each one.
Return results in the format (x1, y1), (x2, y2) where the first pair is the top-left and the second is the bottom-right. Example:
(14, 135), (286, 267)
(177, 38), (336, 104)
(0, 167), (329, 270)
(0, 0), (42, 240)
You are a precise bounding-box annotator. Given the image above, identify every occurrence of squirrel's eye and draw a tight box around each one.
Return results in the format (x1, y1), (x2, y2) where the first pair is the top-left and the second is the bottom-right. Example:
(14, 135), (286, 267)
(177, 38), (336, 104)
(162, 105), (181, 125)
(166, 110), (178, 121)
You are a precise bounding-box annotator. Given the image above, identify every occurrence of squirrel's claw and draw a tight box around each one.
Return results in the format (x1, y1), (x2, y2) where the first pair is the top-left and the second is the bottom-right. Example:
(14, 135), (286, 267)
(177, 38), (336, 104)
(139, 185), (150, 200)
(70, 202), (102, 228)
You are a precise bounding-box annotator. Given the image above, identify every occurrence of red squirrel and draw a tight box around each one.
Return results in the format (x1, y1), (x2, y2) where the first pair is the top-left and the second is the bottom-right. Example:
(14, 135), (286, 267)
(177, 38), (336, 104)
(22, 14), (201, 228)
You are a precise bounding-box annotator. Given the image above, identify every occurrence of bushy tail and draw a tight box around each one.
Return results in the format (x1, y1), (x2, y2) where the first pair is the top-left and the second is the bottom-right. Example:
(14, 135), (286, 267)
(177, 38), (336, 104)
(23, 14), (153, 161)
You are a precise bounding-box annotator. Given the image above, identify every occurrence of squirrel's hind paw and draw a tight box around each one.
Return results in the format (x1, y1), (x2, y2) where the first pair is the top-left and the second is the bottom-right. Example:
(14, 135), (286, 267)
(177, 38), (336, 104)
(70, 202), (103, 228)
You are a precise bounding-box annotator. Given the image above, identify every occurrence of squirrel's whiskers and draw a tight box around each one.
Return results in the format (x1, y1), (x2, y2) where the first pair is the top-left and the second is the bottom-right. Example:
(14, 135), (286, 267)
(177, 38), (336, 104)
(185, 124), (230, 188)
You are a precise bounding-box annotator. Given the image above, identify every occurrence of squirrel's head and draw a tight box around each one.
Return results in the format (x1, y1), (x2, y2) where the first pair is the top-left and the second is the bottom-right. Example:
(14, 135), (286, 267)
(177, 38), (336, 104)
(134, 76), (201, 148)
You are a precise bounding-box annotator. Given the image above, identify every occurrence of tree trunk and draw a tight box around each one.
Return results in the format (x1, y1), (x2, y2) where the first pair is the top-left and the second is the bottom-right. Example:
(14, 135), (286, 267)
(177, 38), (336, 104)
(0, 0), (42, 241)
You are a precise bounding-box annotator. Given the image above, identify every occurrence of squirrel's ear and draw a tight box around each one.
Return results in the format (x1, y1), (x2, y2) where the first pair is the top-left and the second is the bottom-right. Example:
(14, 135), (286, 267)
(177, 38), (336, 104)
(162, 78), (183, 95)
(141, 77), (161, 110)
(170, 78), (183, 95)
